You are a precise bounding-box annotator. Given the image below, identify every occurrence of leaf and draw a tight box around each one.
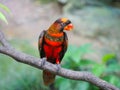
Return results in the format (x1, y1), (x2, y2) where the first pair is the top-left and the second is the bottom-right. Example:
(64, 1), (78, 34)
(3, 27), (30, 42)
(59, 79), (71, 90)
(80, 59), (96, 66)
(71, 50), (81, 64)
(0, 12), (8, 24)
(74, 43), (94, 63)
(105, 63), (120, 73)
(102, 53), (116, 64)
(105, 75), (120, 88)
(103, 75), (120, 88)
(92, 64), (105, 77)
(109, 76), (119, 85)
(0, 3), (10, 13)
(76, 82), (89, 90)
(64, 44), (94, 66)
(78, 43), (94, 54)
(64, 45), (81, 63)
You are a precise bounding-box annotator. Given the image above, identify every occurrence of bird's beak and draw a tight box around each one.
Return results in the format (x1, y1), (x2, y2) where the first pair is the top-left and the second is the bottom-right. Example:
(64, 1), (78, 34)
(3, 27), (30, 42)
(64, 23), (73, 31)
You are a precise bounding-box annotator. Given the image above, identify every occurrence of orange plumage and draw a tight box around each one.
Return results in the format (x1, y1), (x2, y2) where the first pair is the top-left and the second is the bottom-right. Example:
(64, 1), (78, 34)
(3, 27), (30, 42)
(38, 18), (73, 85)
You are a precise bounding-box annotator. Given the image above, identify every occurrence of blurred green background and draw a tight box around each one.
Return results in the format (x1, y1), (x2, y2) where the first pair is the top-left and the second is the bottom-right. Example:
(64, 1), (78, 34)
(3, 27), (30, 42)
(0, 0), (120, 90)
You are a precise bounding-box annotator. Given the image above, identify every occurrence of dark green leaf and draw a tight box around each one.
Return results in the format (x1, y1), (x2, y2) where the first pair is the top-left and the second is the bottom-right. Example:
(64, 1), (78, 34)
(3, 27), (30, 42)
(102, 53), (116, 64)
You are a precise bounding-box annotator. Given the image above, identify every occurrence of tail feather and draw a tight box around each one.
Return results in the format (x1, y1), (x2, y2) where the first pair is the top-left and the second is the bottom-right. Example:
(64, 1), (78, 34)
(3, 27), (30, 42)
(43, 70), (56, 86)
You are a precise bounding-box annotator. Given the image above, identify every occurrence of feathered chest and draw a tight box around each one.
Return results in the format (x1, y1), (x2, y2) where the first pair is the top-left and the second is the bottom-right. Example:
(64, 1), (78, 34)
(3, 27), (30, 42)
(44, 32), (64, 46)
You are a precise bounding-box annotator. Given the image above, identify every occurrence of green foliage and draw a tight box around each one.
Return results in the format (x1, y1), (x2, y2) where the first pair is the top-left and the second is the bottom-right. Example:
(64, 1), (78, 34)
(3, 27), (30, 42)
(0, 3), (10, 24)
(55, 44), (120, 90)
(92, 64), (105, 77)
(55, 78), (89, 90)
(102, 53), (116, 64)
(63, 43), (94, 68)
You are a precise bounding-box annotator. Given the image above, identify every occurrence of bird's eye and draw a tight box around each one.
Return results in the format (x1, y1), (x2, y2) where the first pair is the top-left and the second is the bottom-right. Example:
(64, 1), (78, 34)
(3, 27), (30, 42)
(65, 20), (71, 25)
(60, 23), (64, 27)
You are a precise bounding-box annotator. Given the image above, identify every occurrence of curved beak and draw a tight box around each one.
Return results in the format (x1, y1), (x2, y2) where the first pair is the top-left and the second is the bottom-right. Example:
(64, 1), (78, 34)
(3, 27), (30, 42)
(64, 23), (73, 31)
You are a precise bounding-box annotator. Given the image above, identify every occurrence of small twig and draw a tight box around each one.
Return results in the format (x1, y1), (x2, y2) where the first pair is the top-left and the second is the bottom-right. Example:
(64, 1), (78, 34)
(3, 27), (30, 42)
(0, 30), (119, 90)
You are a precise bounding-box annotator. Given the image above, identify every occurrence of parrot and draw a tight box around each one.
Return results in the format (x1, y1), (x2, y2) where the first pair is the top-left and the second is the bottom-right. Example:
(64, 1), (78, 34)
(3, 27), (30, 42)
(38, 18), (73, 86)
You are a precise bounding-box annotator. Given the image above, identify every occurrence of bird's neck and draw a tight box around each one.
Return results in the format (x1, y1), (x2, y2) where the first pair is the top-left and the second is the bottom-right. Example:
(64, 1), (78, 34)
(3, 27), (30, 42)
(44, 30), (64, 46)
(47, 26), (63, 37)
(46, 30), (63, 38)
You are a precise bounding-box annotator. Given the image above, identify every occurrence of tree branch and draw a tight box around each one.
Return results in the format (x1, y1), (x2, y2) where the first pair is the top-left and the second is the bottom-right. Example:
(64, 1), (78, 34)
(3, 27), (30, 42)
(0, 30), (119, 90)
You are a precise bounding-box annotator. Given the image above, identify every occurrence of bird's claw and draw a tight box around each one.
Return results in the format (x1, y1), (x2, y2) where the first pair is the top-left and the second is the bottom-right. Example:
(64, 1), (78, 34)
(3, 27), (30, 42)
(56, 64), (61, 73)
(41, 57), (46, 67)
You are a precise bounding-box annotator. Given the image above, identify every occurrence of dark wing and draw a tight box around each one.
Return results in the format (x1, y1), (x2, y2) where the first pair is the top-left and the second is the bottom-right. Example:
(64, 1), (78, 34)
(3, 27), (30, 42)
(59, 32), (68, 61)
(38, 30), (46, 58)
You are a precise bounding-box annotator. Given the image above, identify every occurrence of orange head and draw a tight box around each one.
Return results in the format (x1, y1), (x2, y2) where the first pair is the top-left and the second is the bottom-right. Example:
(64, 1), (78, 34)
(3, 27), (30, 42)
(48, 18), (73, 33)
(59, 18), (73, 31)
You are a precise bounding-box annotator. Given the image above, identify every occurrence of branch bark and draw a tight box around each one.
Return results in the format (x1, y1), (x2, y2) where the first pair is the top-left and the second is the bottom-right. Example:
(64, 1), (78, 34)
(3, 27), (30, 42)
(0, 30), (119, 90)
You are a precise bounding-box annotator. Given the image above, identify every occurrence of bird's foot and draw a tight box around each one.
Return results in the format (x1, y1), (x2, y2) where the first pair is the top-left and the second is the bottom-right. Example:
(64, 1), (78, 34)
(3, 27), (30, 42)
(56, 64), (61, 73)
(40, 57), (46, 67)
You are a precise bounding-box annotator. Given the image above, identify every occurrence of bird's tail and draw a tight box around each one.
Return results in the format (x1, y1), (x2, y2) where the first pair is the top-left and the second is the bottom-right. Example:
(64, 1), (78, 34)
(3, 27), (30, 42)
(43, 70), (56, 86)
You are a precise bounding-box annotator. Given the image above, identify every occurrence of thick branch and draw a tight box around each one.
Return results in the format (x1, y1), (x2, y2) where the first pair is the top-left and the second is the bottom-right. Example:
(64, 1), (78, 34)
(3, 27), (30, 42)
(0, 30), (119, 90)
(0, 30), (10, 47)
